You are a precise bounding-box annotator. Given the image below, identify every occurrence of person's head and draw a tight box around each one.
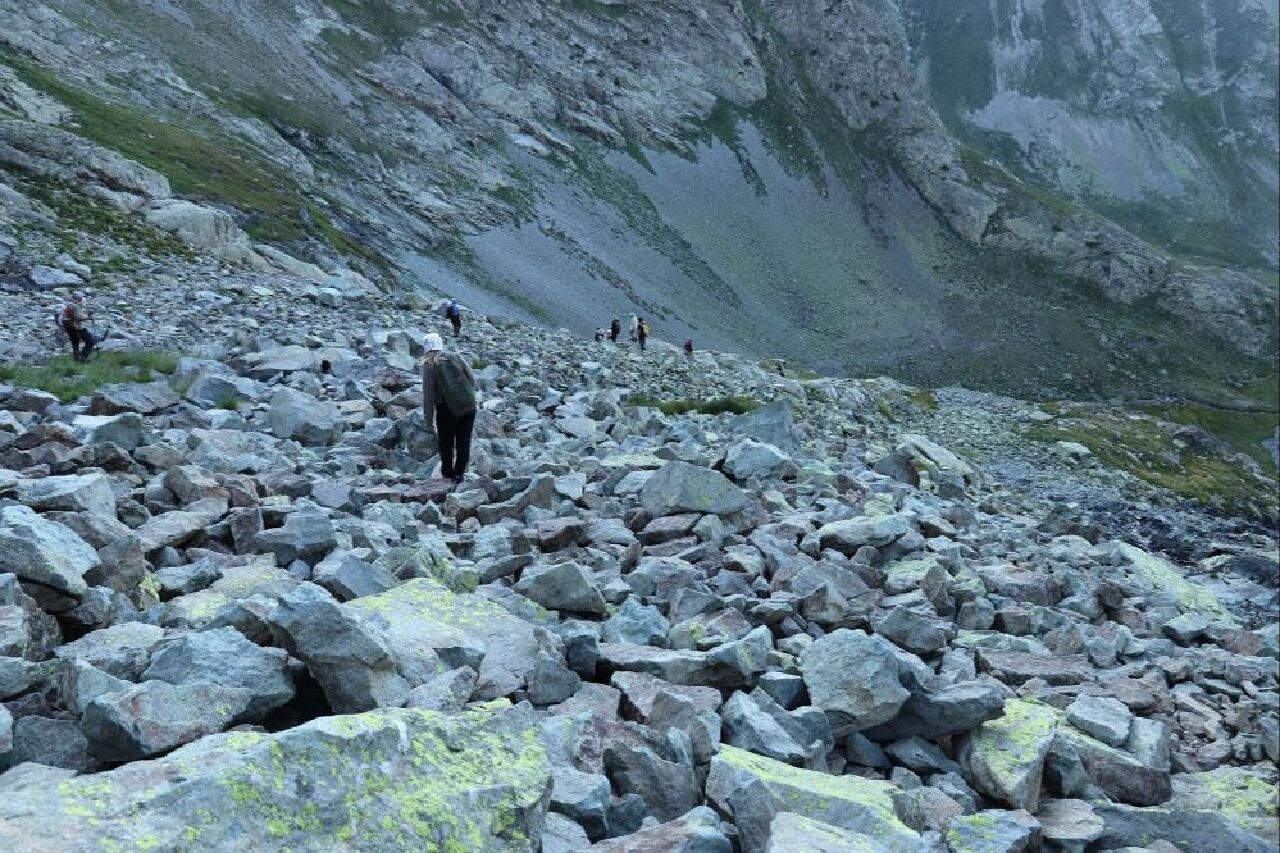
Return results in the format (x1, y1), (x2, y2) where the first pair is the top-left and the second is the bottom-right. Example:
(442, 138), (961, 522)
(72, 292), (85, 303)
(424, 332), (445, 355)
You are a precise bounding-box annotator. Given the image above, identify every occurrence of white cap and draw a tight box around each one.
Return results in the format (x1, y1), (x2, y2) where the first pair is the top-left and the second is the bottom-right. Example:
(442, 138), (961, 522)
(73, 292), (86, 301)
(424, 332), (445, 353)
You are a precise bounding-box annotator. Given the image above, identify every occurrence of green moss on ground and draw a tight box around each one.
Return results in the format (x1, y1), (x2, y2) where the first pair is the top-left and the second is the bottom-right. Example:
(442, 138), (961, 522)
(626, 394), (760, 416)
(0, 351), (180, 402)
(1024, 405), (1278, 520)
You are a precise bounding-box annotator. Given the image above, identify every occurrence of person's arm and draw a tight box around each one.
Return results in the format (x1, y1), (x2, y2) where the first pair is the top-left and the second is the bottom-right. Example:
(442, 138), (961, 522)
(421, 360), (436, 430)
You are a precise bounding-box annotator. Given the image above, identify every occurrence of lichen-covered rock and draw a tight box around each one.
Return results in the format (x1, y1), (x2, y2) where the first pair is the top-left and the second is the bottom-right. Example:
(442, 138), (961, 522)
(640, 461), (750, 517)
(945, 808), (1041, 853)
(141, 627), (295, 721)
(54, 621), (167, 680)
(765, 812), (891, 852)
(799, 629), (912, 733)
(14, 473), (117, 518)
(958, 699), (1059, 812)
(706, 745), (920, 849)
(591, 806), (732, 852)
(0, 505), (99, 597)
(348, 578), (543, 700)
(81, 680), (255, 761)
(0, 702), (553, 851)
(268, 582), (410, 712)
(515, 562), (607, 614)
(268, 386), (343, 446)
(816, 514), (913, 554)
(1092, 767), (1277, 853)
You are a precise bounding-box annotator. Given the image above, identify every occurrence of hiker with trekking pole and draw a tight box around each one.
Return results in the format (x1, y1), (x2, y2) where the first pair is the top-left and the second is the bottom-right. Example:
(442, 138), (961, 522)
(57, 292), (99, 362)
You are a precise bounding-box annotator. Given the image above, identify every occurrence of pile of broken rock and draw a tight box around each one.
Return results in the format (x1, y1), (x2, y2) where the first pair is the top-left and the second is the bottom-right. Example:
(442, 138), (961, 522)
(0, 308), (1275, 852)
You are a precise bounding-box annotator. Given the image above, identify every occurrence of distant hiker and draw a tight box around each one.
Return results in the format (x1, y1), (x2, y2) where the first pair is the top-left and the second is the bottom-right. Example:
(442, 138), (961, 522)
(421, 332), (477, 484)
(610, 318), (622, 343)
(683, 338), (694, 358)
(637, 318), (650, 351)
(58, 292), (95, 362)
(594, 328), (606, 342)
(628, 313), (639, 342)
(444, 298), (463, 338)
(776, 360), (787, 378)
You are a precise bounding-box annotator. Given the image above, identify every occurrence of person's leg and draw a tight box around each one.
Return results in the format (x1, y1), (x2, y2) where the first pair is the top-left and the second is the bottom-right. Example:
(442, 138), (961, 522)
(64, 324), (81, 360)
(436, 405), (458, 478)
(451, 317), (461, 338)
(79, 328), (96, 360)
(453, 410), (476, 479)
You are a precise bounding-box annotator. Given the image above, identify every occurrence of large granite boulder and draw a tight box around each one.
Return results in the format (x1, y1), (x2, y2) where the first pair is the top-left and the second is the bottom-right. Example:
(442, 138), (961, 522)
(0, 703), (552, 851)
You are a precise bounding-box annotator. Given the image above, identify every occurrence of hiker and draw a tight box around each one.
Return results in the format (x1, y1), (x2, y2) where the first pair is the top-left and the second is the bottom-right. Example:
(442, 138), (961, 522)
(628, 313), (639, 342)
(610, 317), (622, 343)
(444, 298), (463, 338)
(422, 333), (477, 484)
(683, 338), (694, 358)
(58, 292), (95, 362)
(594, 328), (607, 342)
(637, 318), (650, 351)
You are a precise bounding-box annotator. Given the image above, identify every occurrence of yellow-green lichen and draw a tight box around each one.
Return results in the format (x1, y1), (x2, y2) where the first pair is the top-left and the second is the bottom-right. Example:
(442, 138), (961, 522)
(1115, 543), (1235, 623)
(1172, 767), (1279, 843)
(718, 745), (917, 844)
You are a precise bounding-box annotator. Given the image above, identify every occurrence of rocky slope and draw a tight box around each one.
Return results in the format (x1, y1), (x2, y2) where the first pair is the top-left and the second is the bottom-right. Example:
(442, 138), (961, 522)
(0, 255), (1276, 849)
(0, 0), (1275, 403)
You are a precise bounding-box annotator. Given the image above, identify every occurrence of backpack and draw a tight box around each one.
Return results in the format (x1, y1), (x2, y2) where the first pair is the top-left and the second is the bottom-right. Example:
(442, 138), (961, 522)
(433, 353), (476, 416)
(55, 303), (74, 327)
(445, 302), (460, 320)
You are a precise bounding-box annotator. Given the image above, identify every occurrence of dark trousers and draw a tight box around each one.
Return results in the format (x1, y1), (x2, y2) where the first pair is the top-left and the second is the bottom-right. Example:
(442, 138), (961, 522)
(64, 323), (93, 361)
(638, 335), (647, 351)
(435, 405), (476, 478)
(449, 316), (462, 337)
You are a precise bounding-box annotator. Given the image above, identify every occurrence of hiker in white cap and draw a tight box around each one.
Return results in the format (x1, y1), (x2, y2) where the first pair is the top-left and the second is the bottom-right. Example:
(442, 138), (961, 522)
(421, 332), (477, 484)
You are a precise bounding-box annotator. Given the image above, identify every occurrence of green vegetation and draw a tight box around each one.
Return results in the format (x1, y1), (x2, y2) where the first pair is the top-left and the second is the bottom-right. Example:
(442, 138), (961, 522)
(1025, 406), (1278, 520)
(213, 393), (241, 411)
(907, 387), (939, 412)
(0, 351), (179, 402)
(626, 394), (760, 416)
(0, 49), (384, 267)
(15, 176), (193, 260)
(565, 0), (631, 19)
(1139, 402), (1278, 475)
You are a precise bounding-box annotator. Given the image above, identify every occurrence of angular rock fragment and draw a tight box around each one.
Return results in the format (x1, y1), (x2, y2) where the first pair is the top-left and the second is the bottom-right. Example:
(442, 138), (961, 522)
(707, 746), (919, 849)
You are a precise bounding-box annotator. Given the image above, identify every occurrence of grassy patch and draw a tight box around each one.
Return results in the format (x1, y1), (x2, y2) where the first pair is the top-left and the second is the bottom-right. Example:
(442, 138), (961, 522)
(626, 394), (760, 416)
(214, 393), (241, 411)
(1025, 408), (1277, 520)
(1138, 403), (1278, 475)
(907, 387), (939, 412)
(1, 49), (385, 267)
(0, 351), (179, 402)
(15, 176), (193, 260)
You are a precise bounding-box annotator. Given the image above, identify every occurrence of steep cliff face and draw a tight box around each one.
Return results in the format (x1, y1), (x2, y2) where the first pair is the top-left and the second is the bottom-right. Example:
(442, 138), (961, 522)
(898, 0), (1279, 268)
(0, 0), (1275, 400)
